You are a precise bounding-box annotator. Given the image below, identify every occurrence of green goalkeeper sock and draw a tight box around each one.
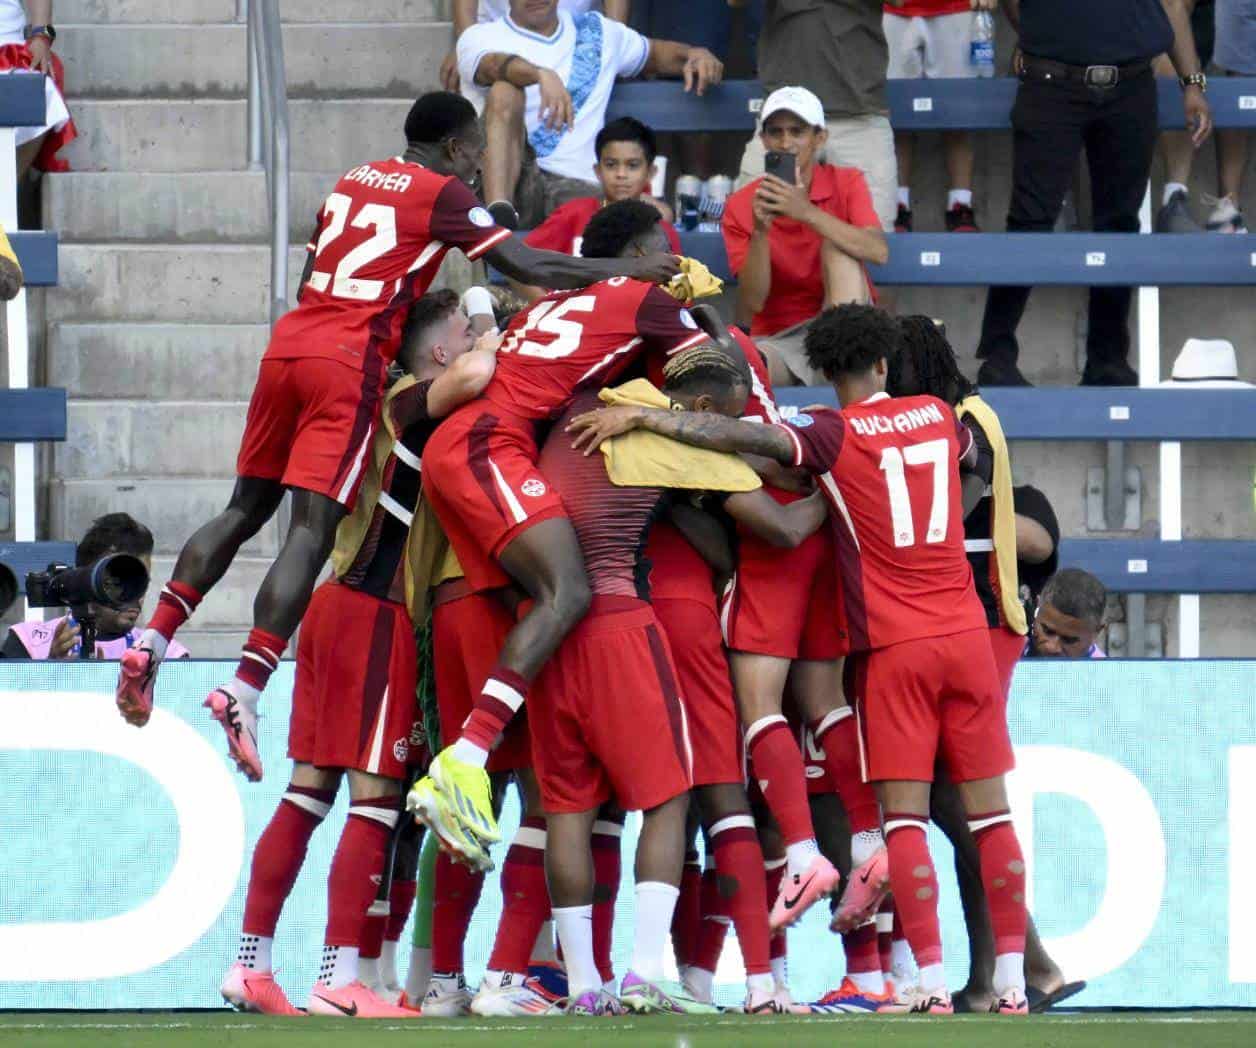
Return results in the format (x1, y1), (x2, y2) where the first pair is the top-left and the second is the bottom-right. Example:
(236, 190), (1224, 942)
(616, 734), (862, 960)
(404, 830), (439, 1000)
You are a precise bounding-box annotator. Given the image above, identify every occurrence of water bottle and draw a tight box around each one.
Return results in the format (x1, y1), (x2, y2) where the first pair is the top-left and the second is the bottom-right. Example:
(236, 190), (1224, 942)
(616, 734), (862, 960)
(971, 10), (995, 78)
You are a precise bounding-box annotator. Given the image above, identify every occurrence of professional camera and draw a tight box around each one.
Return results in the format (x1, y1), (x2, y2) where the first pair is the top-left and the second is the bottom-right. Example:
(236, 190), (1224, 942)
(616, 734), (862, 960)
(25, 554), (150, 658)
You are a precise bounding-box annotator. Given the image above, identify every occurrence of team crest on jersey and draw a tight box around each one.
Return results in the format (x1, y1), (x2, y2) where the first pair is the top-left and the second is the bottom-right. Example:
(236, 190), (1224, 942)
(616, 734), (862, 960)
(791, 413), (814, 428)
(468, 206), (495, 228)
(521, 478), (547, 498)
(409, 721), (425, 747)
(679, 309), (697, 329)
(393, 738), (410, 763)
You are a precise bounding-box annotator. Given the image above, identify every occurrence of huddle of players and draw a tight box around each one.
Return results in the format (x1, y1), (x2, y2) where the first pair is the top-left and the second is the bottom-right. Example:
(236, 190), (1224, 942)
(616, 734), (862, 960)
(113, 90), (1033, 1020)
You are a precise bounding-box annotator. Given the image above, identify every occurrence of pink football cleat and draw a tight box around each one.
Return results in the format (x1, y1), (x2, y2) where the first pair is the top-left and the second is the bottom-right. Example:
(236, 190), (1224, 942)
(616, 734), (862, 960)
(903, 987), (954, 1014)
(219, 963), (303, 1016)
(991, 988), (1029, 1015)
(830, 846), (891, 934)
(205, 686), (263, 782)
(116, 647), (158, 726)
(769, 854), (841, 931)
(307, 980), (421, 1019)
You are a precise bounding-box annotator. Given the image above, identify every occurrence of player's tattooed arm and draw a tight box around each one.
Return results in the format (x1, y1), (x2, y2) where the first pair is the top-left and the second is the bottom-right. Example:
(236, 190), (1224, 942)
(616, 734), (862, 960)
(485, 237), (681, 291)
(567, 405), (795, 463)
(724, 488), (827, 548)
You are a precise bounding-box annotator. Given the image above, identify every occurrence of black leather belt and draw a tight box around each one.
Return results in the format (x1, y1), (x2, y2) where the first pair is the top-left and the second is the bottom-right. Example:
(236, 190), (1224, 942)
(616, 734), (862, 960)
(1020, 55), (1151, 88)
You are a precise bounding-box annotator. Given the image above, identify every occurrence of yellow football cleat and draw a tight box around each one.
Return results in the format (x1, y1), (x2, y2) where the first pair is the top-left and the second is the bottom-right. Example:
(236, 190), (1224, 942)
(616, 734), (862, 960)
(407, 776), (492, 872)
(428, 748), (502, 846)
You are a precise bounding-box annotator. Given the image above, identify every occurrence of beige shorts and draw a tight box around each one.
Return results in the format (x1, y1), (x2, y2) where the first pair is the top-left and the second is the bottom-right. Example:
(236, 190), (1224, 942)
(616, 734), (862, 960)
(759, 318), (825, 387)
(516, 142), (600, 230)
(884, 10), (976, 81)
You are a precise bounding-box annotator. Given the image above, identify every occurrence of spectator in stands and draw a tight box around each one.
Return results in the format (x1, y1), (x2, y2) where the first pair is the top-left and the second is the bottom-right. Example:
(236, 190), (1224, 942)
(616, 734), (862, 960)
(976, 0), (1212, 388)
(0, 221), (23, 299)
(1157, 0), (1251, 233)
(0, 513), (191, 660)
(722, 86), (888, 387)
(0, 2), (76, 177)
(734, 0), (900, 231)
(884, 0), (990, 233)
(1025, 567), (1107, 658)
(511, 116), (679, 299)
(457, 0), (722, 229)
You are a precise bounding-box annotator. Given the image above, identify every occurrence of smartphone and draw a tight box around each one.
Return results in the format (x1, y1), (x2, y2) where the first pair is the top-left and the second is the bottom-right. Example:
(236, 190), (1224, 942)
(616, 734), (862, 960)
(764, 150), (796, 186)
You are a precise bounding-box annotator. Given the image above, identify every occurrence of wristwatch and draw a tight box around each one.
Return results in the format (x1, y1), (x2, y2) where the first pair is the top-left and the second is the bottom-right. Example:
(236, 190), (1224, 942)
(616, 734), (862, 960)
(1179, 72), (1207, 92)
(24, 24), (56, 43)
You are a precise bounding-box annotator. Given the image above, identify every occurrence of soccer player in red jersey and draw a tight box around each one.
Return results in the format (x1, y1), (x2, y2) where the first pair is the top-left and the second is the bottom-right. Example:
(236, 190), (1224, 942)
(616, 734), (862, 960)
(218, 291), (497, 1019)
(116, 92), (680, 781)
(412, 199), (712, 852)
(569, 304), (1032, 1016)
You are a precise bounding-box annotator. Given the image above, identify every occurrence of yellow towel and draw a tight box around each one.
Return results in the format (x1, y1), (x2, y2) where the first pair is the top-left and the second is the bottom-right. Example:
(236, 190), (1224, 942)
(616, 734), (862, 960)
(596, 379), (761, 493)
(0, 223), (21, 270)
(664, 256), (724, 303)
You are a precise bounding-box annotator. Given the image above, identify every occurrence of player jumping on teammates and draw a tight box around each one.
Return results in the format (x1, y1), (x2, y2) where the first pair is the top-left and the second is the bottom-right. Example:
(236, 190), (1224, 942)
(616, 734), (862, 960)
(114, 92), (679, 781)
(569, 304), (1033, 1016)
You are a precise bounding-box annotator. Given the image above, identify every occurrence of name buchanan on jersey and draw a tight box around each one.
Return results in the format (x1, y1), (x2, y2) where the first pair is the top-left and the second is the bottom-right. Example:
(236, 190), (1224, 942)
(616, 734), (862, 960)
(343, 163), (414, 194)
(846, 401), (946, 438)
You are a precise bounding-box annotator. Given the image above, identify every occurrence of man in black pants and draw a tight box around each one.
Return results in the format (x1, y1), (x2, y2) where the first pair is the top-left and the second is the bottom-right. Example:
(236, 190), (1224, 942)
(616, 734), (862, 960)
(976, 0), (1212, 388)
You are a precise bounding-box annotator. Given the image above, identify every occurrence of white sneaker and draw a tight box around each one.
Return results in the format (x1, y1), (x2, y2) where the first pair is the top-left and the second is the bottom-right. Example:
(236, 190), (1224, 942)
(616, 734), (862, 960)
(421, 972), (471, 1016)
(1206, 194), (1248, 234)
(470, 973), (564, 1016)
(744, 984), (784, 1014)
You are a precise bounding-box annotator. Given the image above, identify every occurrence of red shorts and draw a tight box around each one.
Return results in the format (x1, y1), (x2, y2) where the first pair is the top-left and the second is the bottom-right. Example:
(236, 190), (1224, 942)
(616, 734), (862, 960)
(847, 628), (1014, 784)
(432, 582), (531, 773)
(988, 625), (1026, 700)
(653, 595), (743, 787)
(237, 356), (382, 507)
(529, 597), (692, 814)
(722, 525), (847, 660)
(423, 403), (567, 593)
(289, 580), (419, 780)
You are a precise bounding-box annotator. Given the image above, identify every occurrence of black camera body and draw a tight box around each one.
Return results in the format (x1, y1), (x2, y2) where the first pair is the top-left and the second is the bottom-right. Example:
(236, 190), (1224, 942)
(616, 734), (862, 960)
(25, 554), (150, 659)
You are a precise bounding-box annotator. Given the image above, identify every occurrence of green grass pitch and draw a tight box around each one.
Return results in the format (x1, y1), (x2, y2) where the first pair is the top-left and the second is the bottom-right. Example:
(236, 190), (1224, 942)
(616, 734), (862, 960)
(3, 1012), (1255, 1048)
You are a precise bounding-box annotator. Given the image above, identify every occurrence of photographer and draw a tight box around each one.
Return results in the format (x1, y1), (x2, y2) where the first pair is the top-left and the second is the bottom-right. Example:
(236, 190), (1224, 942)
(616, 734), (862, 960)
(1, 513), (189, 660)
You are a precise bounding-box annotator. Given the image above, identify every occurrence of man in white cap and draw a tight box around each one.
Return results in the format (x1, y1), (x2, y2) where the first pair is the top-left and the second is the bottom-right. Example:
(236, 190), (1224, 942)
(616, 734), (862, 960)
(1160, 338), (1254, 387)
(722, 85), (889, 387)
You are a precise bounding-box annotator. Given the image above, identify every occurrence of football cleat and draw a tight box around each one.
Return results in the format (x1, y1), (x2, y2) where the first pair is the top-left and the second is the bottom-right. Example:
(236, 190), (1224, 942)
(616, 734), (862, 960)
(830, 847), (891, 934)
(902, 987), (954, 1015)
(419, 972), (472, 1016)
(395, 990), (422, 1013)
(407, 777), (492, 872)
(619, 971), (720, 1015)
(527, 961), (569, 999)
(769, 854), (841, 931)
(566, 989), (625, 1016)
(428, 748), (501, 846)
(744, 985), (784, 1014)
(991, 987), (1029, 1015)
(219, 963), (302, 1016)
(306, 980), (420, 1018)
(877, 979), (919, 1014)
(471, 973), (565, 1016)
(204, 686), (263, 782)
(791, 977), (892, 1015)
(116, 647), (158, 727)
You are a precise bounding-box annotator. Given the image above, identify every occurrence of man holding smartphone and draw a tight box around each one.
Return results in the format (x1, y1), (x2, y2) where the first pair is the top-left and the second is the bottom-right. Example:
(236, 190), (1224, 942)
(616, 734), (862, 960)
(722, 86), (889, 387)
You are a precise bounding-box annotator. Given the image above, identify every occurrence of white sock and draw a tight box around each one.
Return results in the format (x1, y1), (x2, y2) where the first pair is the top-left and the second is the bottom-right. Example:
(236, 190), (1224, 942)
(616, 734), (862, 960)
(138, 628), (169, 662)
(918, 962), (946, 993)
(993, 951), (1026, 995)
(530, 919), (557, 964)
(380, 940), (399, 990)
(849, 968), (885, 994)
(1164, 181), (1188, 206)
(602, 977), (617, 995)
(897, 186), (910, 208)
(629, 882), (680, 982)
(685, 966), (714, 1003)
(405, 946), (432, 1000)
(771, 955), (787, 987)
(784, 838), (820, 878)
(947, 188), (972, 209)
(553, 904), (600, 997)
(747, 971), (776, 997)
(429, 970), (463, 994)
(448, 736), (490, 768)
(319, 944), (359, 990)
(890, 938), (915, 980)
(224, 676), (261, 707)
(358, 955), (382, 992)
(236, 933), (272, 972)
(850, 829), (884, 867)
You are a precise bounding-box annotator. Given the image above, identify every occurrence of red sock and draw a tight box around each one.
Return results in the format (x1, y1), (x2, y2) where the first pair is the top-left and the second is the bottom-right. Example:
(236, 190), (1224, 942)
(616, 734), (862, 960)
(387, 879), (417, 943)
(460, 664), (528, 751)
(765, 857), (787, 971)
(146, 580), (202, 642)
(692, 864), (730, 973)
(883, 813), (942, 968)
(842, 919), (881, 977)
(811, 708), (880, 835)
(235, 627), (287, 693)
(432, 851), (485, 973)
(746, 716), (814, 846)
(359, 913), (386, 961)
(671, 850), (702, 969)
(325, 797), (398, 947)
(708, 814), (771, 976)
(487, 818), (551, 973)
(242, 786), (335, 936)
(969, 811), (1028, 955)
(592, 818), (622, 984)
(876, 897), (894, 975)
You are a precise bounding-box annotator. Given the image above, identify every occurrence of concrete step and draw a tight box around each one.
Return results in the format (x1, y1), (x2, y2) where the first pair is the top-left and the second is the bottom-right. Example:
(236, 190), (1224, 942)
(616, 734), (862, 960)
(49, 323), (267, 400)
(59, 400), (248, 480)
(143, 554), (273, 632)
(52, 477), (279, 558)
(58, 23), (448, 99)
(44, 171), (340, 243)
(62, 98), (425, 173)
(59, 0), (448, 22)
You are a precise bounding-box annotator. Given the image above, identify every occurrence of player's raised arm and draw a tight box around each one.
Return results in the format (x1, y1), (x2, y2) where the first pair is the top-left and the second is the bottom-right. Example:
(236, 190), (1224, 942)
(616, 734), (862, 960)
(723, 487), (828, 549)
(567, 403), (796, 463)
(484, 234), (680, 290)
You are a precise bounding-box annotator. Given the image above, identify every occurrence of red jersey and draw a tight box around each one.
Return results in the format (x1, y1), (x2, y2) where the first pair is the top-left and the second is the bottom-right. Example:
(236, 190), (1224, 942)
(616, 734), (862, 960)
(268, 157), (511, 372)
(886, 1), (970, 17)
(646, 518), (717, 605)
(775, 393), (986, 651)
(526, 196), (682, 257)
(482, 277), (709, 420)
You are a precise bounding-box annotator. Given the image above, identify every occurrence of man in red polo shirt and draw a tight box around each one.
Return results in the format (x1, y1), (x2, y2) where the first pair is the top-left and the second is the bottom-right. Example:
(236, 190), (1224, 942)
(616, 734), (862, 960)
(723, 86), (888, 388)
